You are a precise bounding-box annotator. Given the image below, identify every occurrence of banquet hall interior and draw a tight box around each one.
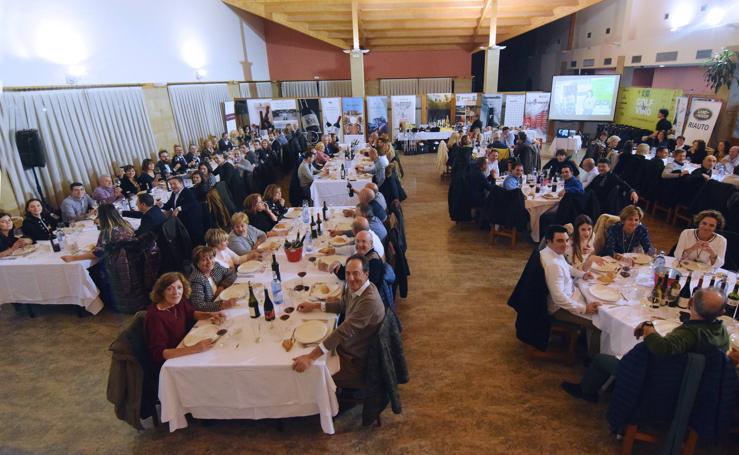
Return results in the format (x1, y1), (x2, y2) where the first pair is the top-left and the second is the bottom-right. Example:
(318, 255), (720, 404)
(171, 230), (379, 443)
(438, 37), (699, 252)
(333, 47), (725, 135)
(2, 0), (739, 453)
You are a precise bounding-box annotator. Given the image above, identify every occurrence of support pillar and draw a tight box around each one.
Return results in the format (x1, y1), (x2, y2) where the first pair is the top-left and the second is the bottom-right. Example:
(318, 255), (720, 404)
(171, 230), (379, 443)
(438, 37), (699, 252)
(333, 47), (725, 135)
(349, 50), (365, 97)
(483, 49), (500, 93)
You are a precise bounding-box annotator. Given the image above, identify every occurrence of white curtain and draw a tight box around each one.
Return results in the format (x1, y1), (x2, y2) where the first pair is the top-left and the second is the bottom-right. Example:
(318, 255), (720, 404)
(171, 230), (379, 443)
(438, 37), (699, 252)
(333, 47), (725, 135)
(418, 78), (452, 94)
(239, 82), (251, 98)
(380, 79), (419, 96)
(281, 81), (318, 98)
(255, 82), (273, 98)
(318, 80), (352, 97)
(167, 83), (230, 148)
(0, 87), (156, 209)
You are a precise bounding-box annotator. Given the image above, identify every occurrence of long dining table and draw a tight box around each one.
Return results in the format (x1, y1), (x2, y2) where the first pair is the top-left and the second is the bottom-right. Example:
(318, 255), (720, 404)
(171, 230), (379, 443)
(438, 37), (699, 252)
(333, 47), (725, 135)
(310, 156), (372, 209)
(158, 206), (357, 434)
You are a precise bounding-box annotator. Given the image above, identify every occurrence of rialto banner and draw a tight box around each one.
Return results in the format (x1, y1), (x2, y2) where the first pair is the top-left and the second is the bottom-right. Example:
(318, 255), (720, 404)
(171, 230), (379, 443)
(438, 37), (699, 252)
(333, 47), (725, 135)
(269, 99), (299, 130)
(682, 98), (723, 144)
(614, 87), (683, 131)
(320, 97), (342, 139)
(672, 96), (689, 136)
(391, 95), (417, 131)
(454, 93), (478, 128)
(480, 94), (503, 128)
(247, 98), (273, 134)
(342, 97), (365, 145)
(426, 93), (453, 128)
(523, 92), (551, 132)
(503, 94), (525, 127)
(366, 96), (389, 136)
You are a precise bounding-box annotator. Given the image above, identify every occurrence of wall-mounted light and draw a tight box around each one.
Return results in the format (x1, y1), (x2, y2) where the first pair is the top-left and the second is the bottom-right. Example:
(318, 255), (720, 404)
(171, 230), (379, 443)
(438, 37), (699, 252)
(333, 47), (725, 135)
(313, 76), (320, 79)
(195, 68), (207, 81)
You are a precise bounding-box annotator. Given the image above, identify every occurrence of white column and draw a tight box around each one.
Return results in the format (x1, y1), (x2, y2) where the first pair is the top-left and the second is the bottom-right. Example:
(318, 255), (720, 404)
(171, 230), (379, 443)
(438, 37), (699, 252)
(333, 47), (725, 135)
(483, 0), (499, 93)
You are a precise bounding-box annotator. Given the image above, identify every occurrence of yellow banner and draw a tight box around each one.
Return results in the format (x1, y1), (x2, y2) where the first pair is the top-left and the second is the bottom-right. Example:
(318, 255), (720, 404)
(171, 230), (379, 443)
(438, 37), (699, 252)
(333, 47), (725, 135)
(614, 87), (683, 130)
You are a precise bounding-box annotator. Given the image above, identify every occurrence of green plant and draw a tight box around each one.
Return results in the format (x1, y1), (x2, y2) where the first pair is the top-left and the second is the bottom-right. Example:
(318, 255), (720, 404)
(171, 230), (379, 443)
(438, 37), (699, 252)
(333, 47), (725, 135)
(704, 48), (739, 93)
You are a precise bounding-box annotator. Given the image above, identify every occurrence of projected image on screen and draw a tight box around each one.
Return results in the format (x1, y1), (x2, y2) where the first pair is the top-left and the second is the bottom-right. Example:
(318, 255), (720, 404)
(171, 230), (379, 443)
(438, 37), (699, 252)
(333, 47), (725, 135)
(549, 75), (620, 121)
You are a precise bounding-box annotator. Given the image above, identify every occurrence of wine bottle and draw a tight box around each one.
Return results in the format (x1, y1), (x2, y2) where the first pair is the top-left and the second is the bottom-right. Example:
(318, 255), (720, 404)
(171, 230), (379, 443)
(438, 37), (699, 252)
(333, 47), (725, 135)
(322, 201), (328, 220)
(316, 214), (322, 235)
(651, 274), (664, 307)
(693, 275), (704, 296)
(708, 275), (716, 287)
(347, 181), (354, 197)
(50, 233), (61, 253)
(263, 289), (275, 321)
(271, 253), (281, 282)
(248, 282), (261, 318)
(310, 214), (318, 240)
(668, 280), (681, 307)
(678, 273), (692, 309)
(340, 163), (346, 180)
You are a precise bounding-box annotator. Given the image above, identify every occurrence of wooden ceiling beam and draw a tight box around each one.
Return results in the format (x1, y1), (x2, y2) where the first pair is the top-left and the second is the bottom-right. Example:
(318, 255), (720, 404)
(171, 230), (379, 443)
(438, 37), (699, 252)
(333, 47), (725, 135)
(361, 17), (529, 28)
(497, 0), (605, 42)
(472, 0), (493, 46)
(368, 36), (488, 45)
(356, 10), (549, 21)
(372, 44), (474, 51)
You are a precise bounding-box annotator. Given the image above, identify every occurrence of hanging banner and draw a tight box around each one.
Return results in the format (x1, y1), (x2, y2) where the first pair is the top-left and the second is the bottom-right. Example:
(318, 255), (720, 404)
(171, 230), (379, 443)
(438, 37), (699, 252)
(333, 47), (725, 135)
(523, 92), (551, 133)
(503, 94), (525, 127)
(480, 94), (503, 128)
(454, 93), (478, 128)
(246, 98), (273, 134)
(320, 97), (342, 139)
(614, 87), (683, 131)
(426, 93), (453, 129)
(391, 95), (417, 132)
(341, 97), (365, 145)
(672, 96), (689, 136)
(224, 101), (236, 135)
(297, 98), (322, 136)
(682, 98), (723, 144)
(366, 96), (389, 136)
(270, 99), (299, 130)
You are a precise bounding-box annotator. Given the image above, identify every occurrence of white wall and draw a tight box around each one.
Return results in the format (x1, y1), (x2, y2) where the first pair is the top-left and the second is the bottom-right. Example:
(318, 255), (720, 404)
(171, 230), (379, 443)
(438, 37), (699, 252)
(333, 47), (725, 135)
(0, 0), (270, 86)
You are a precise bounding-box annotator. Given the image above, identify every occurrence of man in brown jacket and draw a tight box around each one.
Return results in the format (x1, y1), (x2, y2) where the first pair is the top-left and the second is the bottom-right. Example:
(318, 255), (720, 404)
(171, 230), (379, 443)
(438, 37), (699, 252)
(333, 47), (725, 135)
(292, 254), (385, 386)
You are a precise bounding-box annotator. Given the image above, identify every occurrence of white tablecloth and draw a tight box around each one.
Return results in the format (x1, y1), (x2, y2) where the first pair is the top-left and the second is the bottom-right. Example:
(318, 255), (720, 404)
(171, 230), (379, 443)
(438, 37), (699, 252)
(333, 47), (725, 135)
(160, 208), (357, 433)
(310, 157), (372, 209)
(551, 136), (583, 152)
(578, 257), (738, 357)
(494, 178), (560, 242)
(397, 131), (452, 141)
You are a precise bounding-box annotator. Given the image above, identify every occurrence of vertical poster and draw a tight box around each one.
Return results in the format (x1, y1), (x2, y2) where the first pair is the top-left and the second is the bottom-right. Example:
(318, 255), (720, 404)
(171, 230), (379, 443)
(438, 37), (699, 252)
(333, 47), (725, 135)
(391, 95), (417, 132)
(297, 98), (322, 136)
(426, 93), (453, 129)
(523, 92), (551, 132)
(672, 96), (689, 136)
(454, 93), (478, 128)
(503, 94), (525, 127)
(366, 96), (389, 136)
(341, 97), (365, 145)
(682, 98), (723, 144)
(480, 94), (503, 128)
(246, 98), (273, 134)
(224, 101), (236, 135)
(320, 97), (342, 140)
(270, 99), (299, 130)
(614, 87), (683, 131)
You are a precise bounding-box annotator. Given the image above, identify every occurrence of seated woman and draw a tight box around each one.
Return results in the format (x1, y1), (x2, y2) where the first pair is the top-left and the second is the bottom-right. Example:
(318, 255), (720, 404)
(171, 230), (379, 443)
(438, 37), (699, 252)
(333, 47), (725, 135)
(313, 142), (330, 167)
(674, 210), (727, 269)
(198, 162), (218, 187)
(263, 184), (288, 220)
(205, 188), (231, 231)
(189, 246), (238, 311)
(601, 205), (653, 257)
(144, 272), (225, 370)
(687, 139), (707, 164)
(204, 227), (258, 270)
(137, 159), (157, 192)
(61, 204), (135, 263)
(190, 171), (209, 203)
(228, 212), (266, 256)
(21, 198), (58, 242)
(119, 165), (142, 197)
(566, 215), (604, 271)
(243, 193), (278, 233)
(0, 212), (24, 258)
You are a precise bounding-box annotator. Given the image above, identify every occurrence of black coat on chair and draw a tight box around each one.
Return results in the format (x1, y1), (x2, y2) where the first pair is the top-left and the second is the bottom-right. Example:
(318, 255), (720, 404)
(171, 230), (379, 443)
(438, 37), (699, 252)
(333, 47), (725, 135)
(507, 248), (551, 351)
(482, 185), (529, 232)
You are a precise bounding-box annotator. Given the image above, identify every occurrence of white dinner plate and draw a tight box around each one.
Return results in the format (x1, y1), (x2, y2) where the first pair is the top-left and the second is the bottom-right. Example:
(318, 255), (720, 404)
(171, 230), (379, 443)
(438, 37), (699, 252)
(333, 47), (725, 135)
(309, 282), (340, 299)
(625, 253), (652, 265)
(183, 324), (220, 347)
(294, 320), (328, 344)
(329, 235), (352, 246)
(680, 260), (711, 272)
(589, 284), (621, 302)
(317, 255), (345, 268)
(653, 319), (681, 337)
(331, 222), (353, 232)
(238, 260), (263, 274)
(283, 209), (301, 219)
(257, 239), (282, 253)
(218, 284), (250, 300)
(542, 193), (560, 200)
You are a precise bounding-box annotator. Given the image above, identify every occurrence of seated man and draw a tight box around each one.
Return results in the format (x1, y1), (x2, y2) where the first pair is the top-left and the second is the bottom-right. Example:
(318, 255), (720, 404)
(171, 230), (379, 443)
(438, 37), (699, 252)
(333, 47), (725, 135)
(328, 216), (385, 258)
(503, 162), (524, 190)
(162, 176), (196, 216)
(324, 231), (384, 290)
(559, 166), (583, 195)
(543, 149), (579, 177)
(661, 149), (690, 179)
(589, 158), (639, 206)
(489, 133), (507, 150)
(541, 225), (600, 356)
(486, 148), (501, 179)
(155, 149), (173, 179)
(688, 154), (717, 183)
(171, 144), (189, 175)
(298, 151), (320, 201)
(91, 175), (123, 204)
(292, 254), (386, 386)
(359, 188), (387, 223)
(133, 193), (166, 236)
(364, 182), (387, 212)
(357, 202), (387, 242)
(722, 164), (739, 188)
(468, 157), (495, 208)
(562, 287), (729, 402)
(579, 158), (598, 189)
(60, 182), (97, 224)
(720, 145), (739, 174)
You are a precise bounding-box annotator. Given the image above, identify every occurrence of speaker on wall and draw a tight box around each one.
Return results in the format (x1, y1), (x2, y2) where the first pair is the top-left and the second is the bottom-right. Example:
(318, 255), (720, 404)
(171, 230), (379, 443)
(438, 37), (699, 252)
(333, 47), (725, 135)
(15, 129), (47, 169)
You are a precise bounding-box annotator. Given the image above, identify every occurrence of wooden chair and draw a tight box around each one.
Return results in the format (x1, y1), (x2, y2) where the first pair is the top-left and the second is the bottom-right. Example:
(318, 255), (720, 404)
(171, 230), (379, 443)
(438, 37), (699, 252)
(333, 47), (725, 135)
(490, 225), (517, 248)
(672, 204), (692, 226)
(620, 425), (698, 455)
(525, 322), (579, 365)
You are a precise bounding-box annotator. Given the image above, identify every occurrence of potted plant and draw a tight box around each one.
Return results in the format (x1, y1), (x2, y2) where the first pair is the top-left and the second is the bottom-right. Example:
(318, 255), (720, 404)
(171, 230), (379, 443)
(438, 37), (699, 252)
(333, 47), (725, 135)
(704, 48), (739, 94)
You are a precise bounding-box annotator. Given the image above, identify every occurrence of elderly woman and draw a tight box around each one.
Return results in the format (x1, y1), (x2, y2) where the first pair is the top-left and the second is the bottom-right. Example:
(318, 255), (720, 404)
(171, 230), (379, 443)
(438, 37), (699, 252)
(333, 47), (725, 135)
(189, 246), (238, 311)
(227, 212), (267, 257)
(674, 210), (727, 269)
(243, 193), (278, 233)
(635, 143), (650, 157)
(21, 198), (58, 242)
(605, 135), (622, 168)
(144, 272), (225, 370)
(0, 212), (24, 258)
(263, 184), (288, 219)
(205, 228), (258, 270)
(313, 142), (330, 166)
(602, 205), (653, 257)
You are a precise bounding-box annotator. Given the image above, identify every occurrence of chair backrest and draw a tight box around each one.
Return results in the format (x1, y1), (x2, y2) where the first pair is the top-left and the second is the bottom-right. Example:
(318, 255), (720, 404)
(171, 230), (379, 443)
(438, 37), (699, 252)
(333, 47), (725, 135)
(214, 180), (238, 215)
(593, 213), (619, 255)
(507, 248), (551, 351)
(495, 148), (510, 161)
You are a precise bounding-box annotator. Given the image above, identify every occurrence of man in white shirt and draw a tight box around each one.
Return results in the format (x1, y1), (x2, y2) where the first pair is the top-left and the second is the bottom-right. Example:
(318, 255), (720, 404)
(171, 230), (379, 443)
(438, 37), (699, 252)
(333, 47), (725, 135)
(662, 149), (690, 179)
(540, 225), (601, 355)
(721, 145), (739, 175)
(579, 158), (598, 188)
(486, 148), (501, 178)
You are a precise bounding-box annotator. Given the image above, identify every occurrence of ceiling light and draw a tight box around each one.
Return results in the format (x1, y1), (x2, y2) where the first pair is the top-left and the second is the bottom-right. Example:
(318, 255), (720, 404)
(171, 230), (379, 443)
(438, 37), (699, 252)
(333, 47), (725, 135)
(195, 68), (207, 80)
(342, 48), (370, 54)
(670, 2), (695, 30)
(705, 7), (725, 26)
